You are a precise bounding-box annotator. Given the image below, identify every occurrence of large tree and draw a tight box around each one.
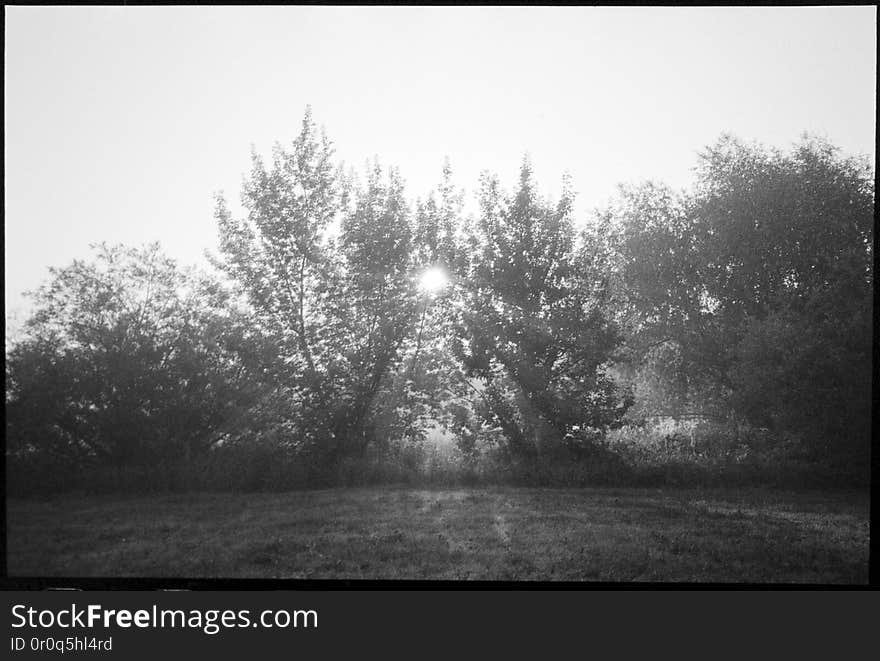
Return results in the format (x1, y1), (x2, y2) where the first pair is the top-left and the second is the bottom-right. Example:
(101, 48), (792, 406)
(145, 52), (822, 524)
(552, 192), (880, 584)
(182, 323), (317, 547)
(5, 243), (266, 473)
(213, 108), (342, 453)
(322, 162), (420, 458)
(453, 159), (631, 460)
(599, 135), (873, 463)
(214, 111), (424, 463)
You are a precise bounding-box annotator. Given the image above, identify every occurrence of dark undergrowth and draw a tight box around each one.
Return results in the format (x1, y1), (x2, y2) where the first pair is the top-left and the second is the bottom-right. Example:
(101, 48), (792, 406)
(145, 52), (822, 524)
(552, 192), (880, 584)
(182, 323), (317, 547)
(8, 419), (868, 497)
(7, 444), (867, 498)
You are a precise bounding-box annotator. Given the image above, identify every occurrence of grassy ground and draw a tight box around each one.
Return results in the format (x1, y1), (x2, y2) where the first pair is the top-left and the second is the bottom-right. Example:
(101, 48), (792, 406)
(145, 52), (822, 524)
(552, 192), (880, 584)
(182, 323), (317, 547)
(6, 487), (869, 583)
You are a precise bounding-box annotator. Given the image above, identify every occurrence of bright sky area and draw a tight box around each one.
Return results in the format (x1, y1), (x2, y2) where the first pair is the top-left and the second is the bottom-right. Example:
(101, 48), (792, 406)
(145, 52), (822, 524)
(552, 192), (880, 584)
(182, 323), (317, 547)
(5, 6), (876, 321)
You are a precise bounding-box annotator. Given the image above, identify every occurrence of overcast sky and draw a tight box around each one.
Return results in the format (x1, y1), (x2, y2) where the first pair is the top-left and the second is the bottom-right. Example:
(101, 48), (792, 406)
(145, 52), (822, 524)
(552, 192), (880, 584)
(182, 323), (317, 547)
(5, 6), (876, 318)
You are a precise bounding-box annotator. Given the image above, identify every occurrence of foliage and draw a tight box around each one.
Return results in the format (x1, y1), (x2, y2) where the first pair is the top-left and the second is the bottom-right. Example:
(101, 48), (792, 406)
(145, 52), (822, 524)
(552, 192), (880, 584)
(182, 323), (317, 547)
(214, 110), (426, 464)
(597, 135), (873, 464)
(453, 159), (632, 459)
(6, 243), (268, 478)
(323, 161), (420, 458)
(6, 111), (872, 493)
(213, 108), (344, 459)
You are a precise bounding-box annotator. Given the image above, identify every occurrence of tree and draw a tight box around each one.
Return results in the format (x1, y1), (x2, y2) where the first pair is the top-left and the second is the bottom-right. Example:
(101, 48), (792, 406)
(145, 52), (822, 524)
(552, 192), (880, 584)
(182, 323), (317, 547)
(698, 136), (873, 463)
(215, 110), (425, 465)
(213, 108), (345, 459)
(5, 243), (266, 477)
(453, 158), (632, 460)
(322, 161), (420, 458)
(396, 161), (471, 443)
(599, 135), (873, 464)
(587, 181), (727, 420)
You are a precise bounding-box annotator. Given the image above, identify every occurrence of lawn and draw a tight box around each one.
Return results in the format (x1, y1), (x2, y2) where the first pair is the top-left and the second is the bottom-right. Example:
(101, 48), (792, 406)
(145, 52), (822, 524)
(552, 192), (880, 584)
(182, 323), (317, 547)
(6, 487), (870, 583)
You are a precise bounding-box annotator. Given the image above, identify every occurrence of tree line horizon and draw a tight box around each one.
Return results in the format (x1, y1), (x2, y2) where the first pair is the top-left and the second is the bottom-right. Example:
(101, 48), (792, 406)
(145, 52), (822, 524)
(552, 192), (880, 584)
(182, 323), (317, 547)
(6, 108), (873, 493)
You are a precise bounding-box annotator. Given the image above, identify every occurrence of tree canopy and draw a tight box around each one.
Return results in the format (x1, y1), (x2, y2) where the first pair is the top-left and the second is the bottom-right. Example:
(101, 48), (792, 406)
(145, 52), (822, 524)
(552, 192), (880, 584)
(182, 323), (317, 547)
(596, 135), (873, 462)
(6, 243), (268, 474)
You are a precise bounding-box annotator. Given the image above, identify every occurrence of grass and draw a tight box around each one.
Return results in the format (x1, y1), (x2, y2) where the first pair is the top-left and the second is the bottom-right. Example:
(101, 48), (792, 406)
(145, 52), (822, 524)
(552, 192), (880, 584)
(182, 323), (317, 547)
(6, 487), (869, 583)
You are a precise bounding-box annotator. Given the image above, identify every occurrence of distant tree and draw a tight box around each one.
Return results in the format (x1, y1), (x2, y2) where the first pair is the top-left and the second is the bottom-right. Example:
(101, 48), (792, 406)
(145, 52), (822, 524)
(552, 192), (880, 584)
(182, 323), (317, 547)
(5, 243), (266, 474)
(453, 159), (632, 460)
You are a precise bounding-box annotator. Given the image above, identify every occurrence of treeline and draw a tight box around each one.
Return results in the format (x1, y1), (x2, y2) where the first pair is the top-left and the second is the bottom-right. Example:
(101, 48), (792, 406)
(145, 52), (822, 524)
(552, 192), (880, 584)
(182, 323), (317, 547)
(6, 110), (873, 494)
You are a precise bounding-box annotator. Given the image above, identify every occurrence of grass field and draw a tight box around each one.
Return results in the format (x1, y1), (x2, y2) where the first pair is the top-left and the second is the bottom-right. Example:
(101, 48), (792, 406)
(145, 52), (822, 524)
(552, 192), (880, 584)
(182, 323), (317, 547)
(7, 487), (870, 583)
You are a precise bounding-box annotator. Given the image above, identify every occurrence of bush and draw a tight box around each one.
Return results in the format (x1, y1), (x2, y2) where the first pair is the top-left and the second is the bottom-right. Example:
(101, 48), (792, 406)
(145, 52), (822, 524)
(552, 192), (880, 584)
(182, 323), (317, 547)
(7, 416), (864, 497)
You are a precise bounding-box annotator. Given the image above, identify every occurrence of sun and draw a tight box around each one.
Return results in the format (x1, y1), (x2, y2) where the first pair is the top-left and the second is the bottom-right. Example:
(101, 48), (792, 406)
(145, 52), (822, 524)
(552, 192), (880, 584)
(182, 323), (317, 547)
(418, 266), (449, 294)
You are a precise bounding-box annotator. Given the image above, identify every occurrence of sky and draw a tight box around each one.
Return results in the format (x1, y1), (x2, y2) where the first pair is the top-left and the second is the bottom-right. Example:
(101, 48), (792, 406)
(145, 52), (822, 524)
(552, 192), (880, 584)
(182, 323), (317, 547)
(5, 6), (876, 320)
